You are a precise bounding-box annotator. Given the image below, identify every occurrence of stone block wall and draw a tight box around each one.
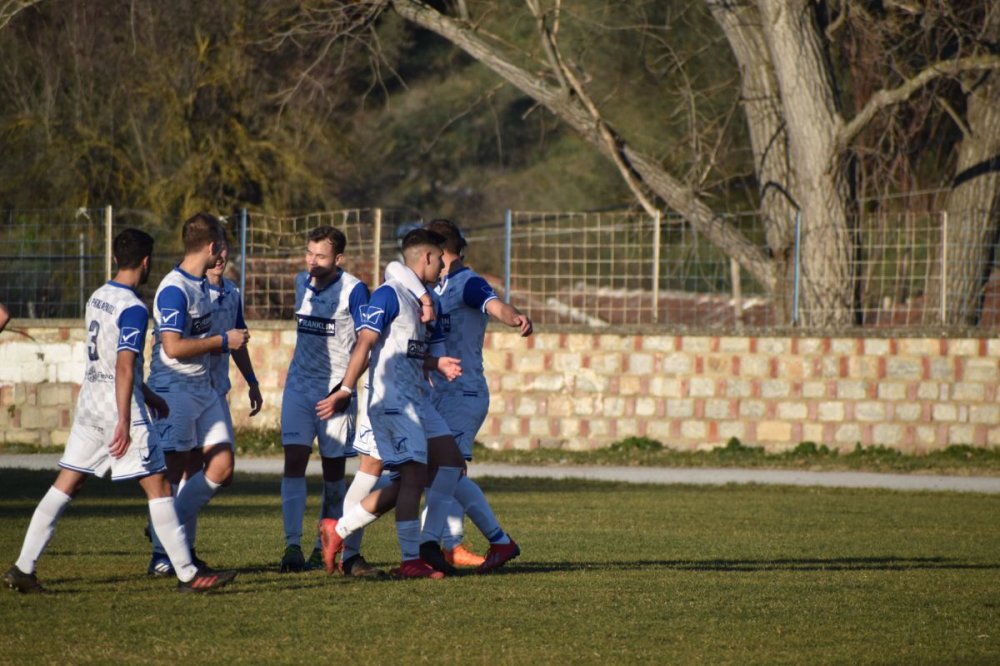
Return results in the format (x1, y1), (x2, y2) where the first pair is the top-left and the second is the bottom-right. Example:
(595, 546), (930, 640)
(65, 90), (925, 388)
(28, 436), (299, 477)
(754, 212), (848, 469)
(2, 321), (999, 453)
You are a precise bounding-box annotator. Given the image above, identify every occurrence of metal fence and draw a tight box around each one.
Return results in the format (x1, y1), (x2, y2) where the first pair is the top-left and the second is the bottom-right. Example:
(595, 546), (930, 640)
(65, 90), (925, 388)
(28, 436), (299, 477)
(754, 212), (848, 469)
(2, 205), (998, 333)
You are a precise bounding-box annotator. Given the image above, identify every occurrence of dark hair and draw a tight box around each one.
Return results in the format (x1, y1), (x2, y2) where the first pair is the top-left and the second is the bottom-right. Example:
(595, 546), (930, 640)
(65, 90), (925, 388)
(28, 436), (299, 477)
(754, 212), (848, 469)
(308, 225), (347, 255)
(401, 228), (445, 253)
(113, 228), (155, 269)
(182, 212), (224, 253)
(424, 218), (467, 255)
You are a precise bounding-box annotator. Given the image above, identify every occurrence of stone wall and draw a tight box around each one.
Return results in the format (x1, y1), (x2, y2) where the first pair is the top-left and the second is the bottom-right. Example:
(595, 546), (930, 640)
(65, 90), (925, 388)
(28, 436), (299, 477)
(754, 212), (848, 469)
(2, 321), (998, 452)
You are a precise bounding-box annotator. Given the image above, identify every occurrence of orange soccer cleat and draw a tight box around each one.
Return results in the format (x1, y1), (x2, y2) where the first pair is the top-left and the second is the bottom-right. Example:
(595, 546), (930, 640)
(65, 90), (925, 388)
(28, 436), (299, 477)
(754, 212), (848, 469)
(319, 518), (344, 575)
(444, 544), (486, 567)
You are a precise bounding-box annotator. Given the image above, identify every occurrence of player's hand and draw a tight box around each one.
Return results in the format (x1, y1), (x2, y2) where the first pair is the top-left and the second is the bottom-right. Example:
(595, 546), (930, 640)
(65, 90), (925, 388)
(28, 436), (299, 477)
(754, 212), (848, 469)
(227, 328), (249, 350)
(248, 384), (263, 417)
(316, 391), (351, 420)
(144, 391), (170, 420)
(514, 314), (533, 337)
(109, 418), (131, 458)
(419, 295), (435, 323)
(435, 356), (462, 382)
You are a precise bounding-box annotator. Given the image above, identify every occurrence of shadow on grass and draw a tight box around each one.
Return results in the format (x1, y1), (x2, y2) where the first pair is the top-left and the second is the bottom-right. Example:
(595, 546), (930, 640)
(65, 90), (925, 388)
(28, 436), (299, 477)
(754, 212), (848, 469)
(508, 556), (1000, 574)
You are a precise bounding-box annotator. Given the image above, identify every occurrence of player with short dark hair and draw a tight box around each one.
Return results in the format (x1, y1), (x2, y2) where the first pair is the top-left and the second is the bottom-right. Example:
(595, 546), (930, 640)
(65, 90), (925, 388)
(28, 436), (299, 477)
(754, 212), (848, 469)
(145, 213), (249, 575)
(4, 228), (236, 594)
(277, 225), (377, 576)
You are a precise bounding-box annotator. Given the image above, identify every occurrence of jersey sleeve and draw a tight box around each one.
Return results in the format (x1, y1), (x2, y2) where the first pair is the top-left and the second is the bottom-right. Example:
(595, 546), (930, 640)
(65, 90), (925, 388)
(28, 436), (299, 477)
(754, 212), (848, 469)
(348, 281), (370, 330)
(462, 276), (499, 313)
(155, 285), (188, 333)
(357, 285), (399, 335)
(117, 305), (149, 354)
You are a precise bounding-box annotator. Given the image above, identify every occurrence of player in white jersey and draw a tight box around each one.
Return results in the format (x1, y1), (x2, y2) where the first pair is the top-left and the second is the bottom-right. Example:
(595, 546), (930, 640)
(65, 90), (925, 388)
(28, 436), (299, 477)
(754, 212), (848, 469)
(4, 229), (236, 593)
(146, 213), (249, 576)
(277, 225), (379, 577)
(424, 218), (532, 567)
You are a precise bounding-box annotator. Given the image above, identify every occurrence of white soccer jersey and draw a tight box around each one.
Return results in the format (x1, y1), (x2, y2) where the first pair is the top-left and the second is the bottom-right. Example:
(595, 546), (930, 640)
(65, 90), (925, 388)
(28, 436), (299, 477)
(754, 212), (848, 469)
(360, 278), (440, 413)
(74, 281), (151, 427)
(286, 270), (369, 394)
(433, 266), (498, 391)
(207, 277), (246, 395)
(149, 266), (214, 385)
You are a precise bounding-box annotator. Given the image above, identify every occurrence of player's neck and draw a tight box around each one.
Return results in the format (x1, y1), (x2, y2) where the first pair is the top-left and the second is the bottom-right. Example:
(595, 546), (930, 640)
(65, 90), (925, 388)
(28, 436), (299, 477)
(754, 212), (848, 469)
(112, 270), (141, 290)
(179, 253), (209, 279)
(206, 273), (223, 288)
(443, 255), (464, 276)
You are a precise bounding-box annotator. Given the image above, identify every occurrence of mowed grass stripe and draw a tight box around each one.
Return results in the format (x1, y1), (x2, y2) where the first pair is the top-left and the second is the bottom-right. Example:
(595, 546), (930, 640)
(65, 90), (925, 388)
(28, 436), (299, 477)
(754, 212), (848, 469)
(1, 470), (998, 664)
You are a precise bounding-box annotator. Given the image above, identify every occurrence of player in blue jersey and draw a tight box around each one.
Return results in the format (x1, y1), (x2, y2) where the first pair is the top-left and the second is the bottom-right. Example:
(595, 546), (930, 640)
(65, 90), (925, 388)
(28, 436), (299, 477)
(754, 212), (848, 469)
(277, 226), (380, 577)
(146, 213), (249, 576)
(4, 229), (235, 593)
(423, 218), (531, 568)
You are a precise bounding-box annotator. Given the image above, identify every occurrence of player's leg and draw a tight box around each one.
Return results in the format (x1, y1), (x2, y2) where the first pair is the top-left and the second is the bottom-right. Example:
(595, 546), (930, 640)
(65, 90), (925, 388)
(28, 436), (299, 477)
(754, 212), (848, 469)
(278, 386), (316, 572)
(419, 433), (468, 575)
(309, 404), (352, 570)
(338, 453), (391, 576)
(4, 468), (87, 594)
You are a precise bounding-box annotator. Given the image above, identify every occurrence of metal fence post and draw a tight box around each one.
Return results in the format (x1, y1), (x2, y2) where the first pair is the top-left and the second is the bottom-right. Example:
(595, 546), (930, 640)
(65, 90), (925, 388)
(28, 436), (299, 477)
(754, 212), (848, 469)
(504, 209), (512, 301)
(652, 210), (661, 323)
(940, 210), (948, 325)
(105, 205), (113, 281)
(239, 208), (248, 300)
(373, 208), (382, 287)
(79, 232), (85, 315)
(792, 210), (802, 326)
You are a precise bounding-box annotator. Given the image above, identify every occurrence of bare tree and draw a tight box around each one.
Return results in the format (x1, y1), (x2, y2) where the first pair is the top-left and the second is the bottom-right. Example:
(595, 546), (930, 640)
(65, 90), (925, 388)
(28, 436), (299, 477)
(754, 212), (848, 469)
(0, 0), (41, 30)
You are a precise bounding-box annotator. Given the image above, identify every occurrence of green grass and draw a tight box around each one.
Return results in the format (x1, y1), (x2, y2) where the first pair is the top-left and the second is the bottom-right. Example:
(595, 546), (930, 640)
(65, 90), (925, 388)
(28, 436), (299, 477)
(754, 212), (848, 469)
(1, 468), (998, 664)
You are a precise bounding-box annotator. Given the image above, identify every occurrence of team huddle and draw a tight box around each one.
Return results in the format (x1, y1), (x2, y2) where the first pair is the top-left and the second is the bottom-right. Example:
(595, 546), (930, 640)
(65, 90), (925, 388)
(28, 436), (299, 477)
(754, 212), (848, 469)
(3, 212), (532, 593)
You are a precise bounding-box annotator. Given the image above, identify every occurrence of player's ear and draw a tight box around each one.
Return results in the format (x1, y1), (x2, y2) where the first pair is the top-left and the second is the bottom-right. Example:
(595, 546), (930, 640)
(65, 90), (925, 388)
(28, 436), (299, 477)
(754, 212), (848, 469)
(335, 253), (345, 267)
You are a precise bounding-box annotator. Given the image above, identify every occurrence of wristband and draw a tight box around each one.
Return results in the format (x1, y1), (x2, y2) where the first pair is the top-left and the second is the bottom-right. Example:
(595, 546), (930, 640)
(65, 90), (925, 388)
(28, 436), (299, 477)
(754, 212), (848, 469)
(327, 381), (354, 398)
(220, 331), (229, 352)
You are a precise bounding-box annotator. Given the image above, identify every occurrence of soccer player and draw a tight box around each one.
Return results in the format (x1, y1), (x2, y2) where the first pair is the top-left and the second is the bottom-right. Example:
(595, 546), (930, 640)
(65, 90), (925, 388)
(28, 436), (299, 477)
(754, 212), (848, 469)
(277, 225), (378, 577)
(3, 228), (236, 594)
(423, 218), (531, 567)
(146, 213), (249, 576)
(0, 302), (9, 333)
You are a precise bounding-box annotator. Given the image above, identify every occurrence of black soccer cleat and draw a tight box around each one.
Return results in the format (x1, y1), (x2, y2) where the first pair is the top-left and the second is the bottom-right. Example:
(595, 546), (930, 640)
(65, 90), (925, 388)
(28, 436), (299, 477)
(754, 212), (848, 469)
(176, 568), (237, 593)
(419, 541), (458, 576)
(341, 554), (387, 579)
(4, 565), (45, 594)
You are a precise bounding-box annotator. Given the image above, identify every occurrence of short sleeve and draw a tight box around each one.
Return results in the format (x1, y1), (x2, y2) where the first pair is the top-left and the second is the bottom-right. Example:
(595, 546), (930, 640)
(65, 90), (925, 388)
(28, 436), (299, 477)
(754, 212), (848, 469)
(117, 305), (149, 353)
(358, 285), (399, 334)
(462, 276), (498, 312)
(156, 286), (188, 333)
(348, 281), (370, 330)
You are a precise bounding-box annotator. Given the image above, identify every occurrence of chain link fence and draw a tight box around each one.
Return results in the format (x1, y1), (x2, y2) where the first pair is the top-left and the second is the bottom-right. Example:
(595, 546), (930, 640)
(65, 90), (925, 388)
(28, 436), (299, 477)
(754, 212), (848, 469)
(2, 204), (998, 332)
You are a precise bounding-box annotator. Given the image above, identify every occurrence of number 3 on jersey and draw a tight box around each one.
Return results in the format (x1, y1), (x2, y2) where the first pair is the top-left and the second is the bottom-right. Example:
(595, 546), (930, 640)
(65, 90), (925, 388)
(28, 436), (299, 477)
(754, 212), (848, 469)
(87, 320), (100, 361)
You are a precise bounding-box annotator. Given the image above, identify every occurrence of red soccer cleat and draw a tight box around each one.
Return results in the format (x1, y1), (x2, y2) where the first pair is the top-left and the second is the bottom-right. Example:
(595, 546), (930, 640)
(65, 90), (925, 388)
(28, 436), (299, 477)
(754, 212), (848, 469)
(319, 518), (343, 575)
(390, 558), (446, 580)
(477, 537), (520, 574)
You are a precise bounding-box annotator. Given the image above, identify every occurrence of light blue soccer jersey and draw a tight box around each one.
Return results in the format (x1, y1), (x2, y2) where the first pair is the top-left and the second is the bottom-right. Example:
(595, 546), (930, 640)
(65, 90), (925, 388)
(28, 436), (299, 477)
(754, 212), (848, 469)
(149, 266), (214, 385)
(207, 277), (246, 395)
(360, 279), (443, 412)
(286, 270), (368, 394)
(433, 267), (498, 391)
(75, 281), (151, 427)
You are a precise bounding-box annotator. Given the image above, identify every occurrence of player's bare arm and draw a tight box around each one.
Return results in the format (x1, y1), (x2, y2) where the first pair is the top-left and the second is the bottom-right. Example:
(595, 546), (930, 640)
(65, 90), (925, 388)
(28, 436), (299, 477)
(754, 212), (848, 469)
(316, 328), (378, 420)
(160, 327), (248, 360)
(485, 299), (533, 337)
(231, 345), (263, 416)
(109, 349), (137, 459)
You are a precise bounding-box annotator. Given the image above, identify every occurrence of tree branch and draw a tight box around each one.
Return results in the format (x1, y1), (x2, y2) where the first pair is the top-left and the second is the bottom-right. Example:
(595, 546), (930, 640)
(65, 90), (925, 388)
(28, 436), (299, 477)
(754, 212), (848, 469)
(840, 54), (1000, 149)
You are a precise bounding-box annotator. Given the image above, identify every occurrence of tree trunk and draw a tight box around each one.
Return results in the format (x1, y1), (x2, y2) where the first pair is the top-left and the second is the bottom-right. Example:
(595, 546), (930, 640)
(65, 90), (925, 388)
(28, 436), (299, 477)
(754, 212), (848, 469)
(758, 0), (856, 327)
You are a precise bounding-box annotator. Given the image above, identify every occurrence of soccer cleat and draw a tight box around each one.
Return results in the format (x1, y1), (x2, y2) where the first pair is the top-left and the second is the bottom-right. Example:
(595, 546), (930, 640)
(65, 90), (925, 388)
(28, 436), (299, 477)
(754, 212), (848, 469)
(176, 568), (237, 593)
(341, 554), (386, 579)
(444, 544), (486, 567)
(4, 566), (45, 594)
(279, 544), (306, 573)
(389, 558), (446, 580)
(477, 537), (520, 574)
(319, 518), (343, 575)
(147, 552), (175, 577)
(419, 541), (457, 576)
(304, 547), (324, 571)
(190, 549), (208, 571)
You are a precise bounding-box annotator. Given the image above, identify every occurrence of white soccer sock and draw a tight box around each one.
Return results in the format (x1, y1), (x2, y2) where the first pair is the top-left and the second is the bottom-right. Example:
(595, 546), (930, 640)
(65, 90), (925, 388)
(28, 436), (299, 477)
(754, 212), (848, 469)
(174, 471), (221, 532)
(341, 472), (382, 560)
(420, 466), (462, 544)
(281, 476), (308, 547)
(149, 482), (178, 557)
(15, 486), (72, 574)
(335, 502), (379, 539)
(396, 519), (421, 561)
(442, 499), (466, 550)
(148, 497), (198, 582)
(454, 476), (509, 545)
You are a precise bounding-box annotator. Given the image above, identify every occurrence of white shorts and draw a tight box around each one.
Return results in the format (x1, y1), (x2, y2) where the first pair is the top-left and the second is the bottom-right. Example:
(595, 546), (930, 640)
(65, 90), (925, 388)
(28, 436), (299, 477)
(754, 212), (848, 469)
(353, 385), (380, 461)
(281, 385), (356, 459)
(60, 417), (166, 481)
(432, 386), (489, 459)
(149, 381), (233, 453)
(368, 401), (428, 469)
(216, 389), (234, 436)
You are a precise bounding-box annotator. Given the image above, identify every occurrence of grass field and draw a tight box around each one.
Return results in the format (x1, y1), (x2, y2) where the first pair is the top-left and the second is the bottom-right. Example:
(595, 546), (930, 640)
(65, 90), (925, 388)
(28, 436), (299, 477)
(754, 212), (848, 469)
(1, 468), (999, 664)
